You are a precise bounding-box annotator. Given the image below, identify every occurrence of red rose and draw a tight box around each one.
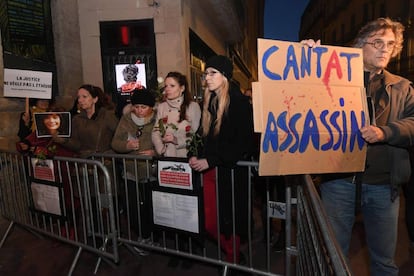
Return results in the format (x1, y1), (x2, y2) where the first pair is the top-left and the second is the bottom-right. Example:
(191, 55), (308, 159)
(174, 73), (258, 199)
(34, 147), (45, 155)
(185, 125), (191, 132)
(162, 117), (168, 124)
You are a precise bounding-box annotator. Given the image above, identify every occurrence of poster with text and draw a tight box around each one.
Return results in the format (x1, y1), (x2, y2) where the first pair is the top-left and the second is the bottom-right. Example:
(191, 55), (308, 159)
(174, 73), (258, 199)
(158, 160), (193, 190)
(253, 39), (368, 175)
(31, 182), (62, 216)
(152, 191), (199, 233)
(31, 158), (55, 181)
(4, 68), (52, 99)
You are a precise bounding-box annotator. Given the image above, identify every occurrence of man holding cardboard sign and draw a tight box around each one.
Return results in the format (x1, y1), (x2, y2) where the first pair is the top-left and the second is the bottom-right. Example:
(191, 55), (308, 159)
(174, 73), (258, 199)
(319, 18), (414, 275)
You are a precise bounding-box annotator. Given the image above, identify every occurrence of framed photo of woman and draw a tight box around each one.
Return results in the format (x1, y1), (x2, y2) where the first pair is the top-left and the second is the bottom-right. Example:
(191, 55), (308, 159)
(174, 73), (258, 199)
(34, 112), (71, 138)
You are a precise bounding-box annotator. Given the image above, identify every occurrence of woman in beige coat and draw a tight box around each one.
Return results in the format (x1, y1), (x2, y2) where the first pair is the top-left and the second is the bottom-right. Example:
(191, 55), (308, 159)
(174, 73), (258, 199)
(151, 72), (201, 158)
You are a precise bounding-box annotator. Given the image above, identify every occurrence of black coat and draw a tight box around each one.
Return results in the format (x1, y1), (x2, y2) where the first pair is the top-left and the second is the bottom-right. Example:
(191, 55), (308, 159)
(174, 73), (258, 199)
(202, 86), (254, 238)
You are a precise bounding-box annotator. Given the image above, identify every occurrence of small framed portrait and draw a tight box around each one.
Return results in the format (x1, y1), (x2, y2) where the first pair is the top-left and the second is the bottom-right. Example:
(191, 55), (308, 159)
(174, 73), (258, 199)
(34, 112), (71, 138)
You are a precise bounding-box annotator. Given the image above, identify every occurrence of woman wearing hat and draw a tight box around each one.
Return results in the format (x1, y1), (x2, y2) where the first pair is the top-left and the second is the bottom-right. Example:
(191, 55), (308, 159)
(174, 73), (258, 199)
(189, 55), (254, 264)
(112, 88), (156, 161)
(111, 88), (156, 245)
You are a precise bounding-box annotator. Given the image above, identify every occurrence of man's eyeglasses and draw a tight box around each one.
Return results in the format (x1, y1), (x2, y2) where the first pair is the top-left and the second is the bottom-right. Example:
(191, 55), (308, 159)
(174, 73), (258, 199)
(202, 70), (219, 80)
(364, 40), (396, 51)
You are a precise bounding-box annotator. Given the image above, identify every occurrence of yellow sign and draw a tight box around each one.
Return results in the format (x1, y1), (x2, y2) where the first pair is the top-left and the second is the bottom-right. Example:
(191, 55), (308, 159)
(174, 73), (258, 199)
(253, 39), (368, 175)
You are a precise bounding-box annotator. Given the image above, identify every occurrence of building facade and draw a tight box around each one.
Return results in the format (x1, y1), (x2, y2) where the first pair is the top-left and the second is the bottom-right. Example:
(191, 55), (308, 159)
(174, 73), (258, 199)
(299, 0), (414, 81)
(0, 0), (264, 150)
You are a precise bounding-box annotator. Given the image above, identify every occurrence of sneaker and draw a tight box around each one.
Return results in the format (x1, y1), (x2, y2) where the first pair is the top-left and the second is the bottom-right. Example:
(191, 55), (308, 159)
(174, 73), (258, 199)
(133, 246), (150, 256)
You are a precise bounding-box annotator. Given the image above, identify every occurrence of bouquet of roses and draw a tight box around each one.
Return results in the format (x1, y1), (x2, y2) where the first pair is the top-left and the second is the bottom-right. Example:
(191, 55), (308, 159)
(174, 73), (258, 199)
(33, 143), (57, 160)
(155, 116), (178, 137)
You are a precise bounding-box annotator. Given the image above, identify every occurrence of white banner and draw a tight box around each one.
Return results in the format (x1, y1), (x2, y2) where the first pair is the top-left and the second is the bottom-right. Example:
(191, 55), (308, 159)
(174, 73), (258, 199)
(4, 68), (52, 99)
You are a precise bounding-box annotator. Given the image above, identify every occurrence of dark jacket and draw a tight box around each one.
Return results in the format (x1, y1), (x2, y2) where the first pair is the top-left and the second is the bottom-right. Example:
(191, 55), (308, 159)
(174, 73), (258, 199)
(111, 110), (156, 179)
(203, 87), (254, 168)
(321, 70), (414, 200)
(18, 111), (32, 141)
(63, 107), (119, 158)
(377, 70), (414, 199)
(202, 86), (254, 238)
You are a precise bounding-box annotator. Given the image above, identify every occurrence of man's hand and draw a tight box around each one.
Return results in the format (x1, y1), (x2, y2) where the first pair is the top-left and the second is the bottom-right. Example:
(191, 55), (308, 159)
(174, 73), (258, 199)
(360, 126), (385, 143)
(300, 39), (321, 48)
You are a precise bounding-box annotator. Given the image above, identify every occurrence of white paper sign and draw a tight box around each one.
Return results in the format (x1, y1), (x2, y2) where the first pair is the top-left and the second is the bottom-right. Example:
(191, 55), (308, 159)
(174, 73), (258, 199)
(4, 68), (52, 99)
(152, 191), (199, 233)
(31, 182), (61, 216)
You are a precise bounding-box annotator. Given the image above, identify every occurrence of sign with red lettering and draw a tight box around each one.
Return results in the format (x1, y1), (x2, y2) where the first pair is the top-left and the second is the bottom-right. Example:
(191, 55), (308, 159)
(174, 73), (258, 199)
(158, 160), (193, 190)
(253, 39), (368, 175)
(31, 158), (55, 181)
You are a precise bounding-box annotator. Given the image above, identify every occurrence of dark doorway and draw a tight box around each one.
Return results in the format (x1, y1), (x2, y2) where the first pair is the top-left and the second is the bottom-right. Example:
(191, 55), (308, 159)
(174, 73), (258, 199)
(100, 19), (157, 116)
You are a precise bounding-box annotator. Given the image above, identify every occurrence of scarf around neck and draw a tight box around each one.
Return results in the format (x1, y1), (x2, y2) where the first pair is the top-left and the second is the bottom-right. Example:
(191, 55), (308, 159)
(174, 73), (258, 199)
(166, 95), (184, 110)
(131, 112), (154, 126)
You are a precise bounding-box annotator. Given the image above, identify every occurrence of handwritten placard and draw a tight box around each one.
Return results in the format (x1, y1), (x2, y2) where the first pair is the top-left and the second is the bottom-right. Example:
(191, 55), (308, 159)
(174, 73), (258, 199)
(253, 39), (368, 175)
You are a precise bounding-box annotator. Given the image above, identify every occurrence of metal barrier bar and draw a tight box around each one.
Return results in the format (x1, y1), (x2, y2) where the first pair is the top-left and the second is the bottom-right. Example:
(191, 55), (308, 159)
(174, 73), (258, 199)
(91, 153), (352, 275)
(0, 150), (351, 275)
(296, 175), (351, 275)
(0, 151), (119, 275)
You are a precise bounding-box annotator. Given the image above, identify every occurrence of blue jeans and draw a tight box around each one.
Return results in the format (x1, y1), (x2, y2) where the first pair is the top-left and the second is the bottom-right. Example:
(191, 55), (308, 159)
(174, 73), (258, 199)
(320, 179), (399, 276)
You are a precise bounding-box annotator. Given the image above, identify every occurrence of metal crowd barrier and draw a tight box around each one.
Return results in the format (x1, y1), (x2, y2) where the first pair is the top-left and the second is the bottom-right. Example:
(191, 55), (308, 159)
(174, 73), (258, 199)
(295, 175), (351, 275)
(0, 151), (119, 275)
(90, 153), (351, 276)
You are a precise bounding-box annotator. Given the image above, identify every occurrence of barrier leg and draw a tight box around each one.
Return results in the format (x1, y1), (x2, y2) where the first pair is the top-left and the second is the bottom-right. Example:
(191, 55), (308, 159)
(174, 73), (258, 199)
(0, 220), (14, 248)
(67, 246), (83, 276)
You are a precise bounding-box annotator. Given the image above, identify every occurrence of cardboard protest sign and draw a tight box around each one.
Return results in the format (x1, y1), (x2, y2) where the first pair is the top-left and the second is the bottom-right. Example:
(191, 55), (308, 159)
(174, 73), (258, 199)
(253, 39), (368, 176)
(4, 68), (52, 99)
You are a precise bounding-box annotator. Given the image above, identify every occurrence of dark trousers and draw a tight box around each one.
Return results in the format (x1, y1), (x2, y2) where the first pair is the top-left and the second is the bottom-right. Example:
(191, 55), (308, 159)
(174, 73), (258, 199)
(403, 182), (414, 242)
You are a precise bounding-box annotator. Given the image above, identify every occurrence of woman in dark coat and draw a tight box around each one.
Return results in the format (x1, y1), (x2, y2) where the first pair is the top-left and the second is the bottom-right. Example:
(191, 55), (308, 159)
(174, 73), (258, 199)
(189, 55), (254, 263)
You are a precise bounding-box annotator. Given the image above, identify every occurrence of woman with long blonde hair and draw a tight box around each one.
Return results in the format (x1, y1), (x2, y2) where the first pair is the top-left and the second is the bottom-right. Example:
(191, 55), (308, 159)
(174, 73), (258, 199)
(189, 55), (254, 264)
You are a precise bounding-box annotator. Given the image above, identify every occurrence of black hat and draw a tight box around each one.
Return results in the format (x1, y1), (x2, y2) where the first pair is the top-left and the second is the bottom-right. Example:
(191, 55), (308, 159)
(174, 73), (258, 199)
(130, 89), (155, 107)
(205, 55), (233, 79)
